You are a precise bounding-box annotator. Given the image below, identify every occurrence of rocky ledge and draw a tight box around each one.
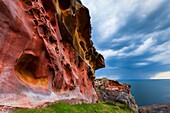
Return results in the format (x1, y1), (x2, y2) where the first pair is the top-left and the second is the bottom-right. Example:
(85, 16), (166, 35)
(94, 78), (138, 112)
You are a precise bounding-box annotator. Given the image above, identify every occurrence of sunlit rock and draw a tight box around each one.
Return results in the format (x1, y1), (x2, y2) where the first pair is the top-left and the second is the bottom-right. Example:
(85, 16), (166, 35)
(0, 0), (104, 109)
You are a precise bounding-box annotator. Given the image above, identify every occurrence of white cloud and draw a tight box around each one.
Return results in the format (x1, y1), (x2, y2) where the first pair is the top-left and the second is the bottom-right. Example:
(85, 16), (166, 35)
(151, 41), (170, 53)
(142, 27), (170, 64)
(150, 71), (170, 79)
(112, 27), (170, 50)
(81, 0), (165, 41)
(106, 66), (119, 70)
(98, 38), (155, 59)
(147, 51), (170, 65)
(147, 40), (170, 64)
(81, 0), (136, 40)
(137, 0), (164, 19)
(99, 17), (121, 39)
(112, 36), (132, 43)
(97, 45), (133, 59)
(135, 62), (149, 66)
(97, 49), (124, 59)
(128, 38), (156, 56)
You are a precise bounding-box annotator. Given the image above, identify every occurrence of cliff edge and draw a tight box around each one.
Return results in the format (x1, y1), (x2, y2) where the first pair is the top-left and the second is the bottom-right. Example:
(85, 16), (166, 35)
(0, 0), (104, 109)
(95, 78), (138, 112)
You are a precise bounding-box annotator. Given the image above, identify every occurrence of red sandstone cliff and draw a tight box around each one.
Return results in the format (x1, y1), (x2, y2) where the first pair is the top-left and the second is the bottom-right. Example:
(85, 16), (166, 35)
(0, 0), (104, 108)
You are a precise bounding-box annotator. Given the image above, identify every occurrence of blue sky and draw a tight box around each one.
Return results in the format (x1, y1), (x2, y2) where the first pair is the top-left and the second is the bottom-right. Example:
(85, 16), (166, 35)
(81, 0), (170, 79)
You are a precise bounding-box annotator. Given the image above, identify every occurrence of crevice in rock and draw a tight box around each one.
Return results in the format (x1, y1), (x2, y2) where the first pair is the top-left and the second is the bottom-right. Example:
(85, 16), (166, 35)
(80, 40), (86, 51)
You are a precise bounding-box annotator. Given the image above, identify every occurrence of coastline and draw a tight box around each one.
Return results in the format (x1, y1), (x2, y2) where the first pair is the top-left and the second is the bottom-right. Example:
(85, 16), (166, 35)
(139, 103), (170, 113)
(119, 79), (170, 106)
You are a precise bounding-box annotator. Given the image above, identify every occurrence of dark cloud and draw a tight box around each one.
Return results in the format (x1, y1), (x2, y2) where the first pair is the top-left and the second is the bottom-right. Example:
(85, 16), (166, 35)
(115, 1), (170, 36)
(84, 0), (170, 79)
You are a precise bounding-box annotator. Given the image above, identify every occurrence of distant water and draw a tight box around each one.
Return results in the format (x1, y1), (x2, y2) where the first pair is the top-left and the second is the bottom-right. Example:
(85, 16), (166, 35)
(119, 79), (170, 106)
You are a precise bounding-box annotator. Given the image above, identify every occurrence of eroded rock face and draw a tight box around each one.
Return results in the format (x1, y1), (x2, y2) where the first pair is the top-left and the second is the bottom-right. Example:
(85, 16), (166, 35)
(0, 0), (104, 108)
(95, 78), (138, 112)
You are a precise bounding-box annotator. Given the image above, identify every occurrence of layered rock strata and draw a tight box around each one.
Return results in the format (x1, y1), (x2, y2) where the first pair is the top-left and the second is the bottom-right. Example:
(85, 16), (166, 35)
(0, 0), (104, 108)
(95, 78), (138, 111)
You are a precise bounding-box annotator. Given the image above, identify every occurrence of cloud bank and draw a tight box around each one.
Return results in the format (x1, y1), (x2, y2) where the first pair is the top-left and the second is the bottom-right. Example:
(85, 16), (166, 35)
(151, 71), (170, 79)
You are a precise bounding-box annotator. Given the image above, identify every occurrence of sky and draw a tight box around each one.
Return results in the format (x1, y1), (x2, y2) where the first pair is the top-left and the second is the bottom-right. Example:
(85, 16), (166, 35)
(81, 0), (170, 79)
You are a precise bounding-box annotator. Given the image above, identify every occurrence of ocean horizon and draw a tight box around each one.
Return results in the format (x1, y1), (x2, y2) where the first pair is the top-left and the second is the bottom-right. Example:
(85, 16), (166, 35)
(119, 79), (170, 106)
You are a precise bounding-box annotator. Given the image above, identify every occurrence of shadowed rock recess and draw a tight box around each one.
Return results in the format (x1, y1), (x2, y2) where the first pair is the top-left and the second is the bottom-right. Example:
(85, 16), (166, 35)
(0, 0), (104, 108)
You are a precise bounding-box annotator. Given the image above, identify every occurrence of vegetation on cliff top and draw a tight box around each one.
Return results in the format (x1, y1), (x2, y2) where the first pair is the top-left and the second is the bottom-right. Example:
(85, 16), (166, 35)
(13, 102), (136, 113)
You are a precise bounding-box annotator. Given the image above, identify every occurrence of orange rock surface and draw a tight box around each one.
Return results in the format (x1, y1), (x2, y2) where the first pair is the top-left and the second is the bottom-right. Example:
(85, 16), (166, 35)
(0, 0), (104, 108)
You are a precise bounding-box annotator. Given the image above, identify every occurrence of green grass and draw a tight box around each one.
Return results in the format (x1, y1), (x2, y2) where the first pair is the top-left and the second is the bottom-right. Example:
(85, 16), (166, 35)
(13, 102), (136, 113)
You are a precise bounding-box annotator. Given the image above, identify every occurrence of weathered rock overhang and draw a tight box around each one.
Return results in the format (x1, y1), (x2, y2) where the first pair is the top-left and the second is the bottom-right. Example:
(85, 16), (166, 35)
(0, 0), (104, 108)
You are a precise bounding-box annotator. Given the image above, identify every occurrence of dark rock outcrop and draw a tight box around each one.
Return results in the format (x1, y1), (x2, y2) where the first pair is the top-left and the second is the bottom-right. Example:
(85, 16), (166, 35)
(139, 104), (170, 113)
(0, 0), (104, 109)
(94, 78), (138, 111)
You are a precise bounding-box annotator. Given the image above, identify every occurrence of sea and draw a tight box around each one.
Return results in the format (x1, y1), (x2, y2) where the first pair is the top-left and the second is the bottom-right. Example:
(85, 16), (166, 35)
(119, 79), (170, 106)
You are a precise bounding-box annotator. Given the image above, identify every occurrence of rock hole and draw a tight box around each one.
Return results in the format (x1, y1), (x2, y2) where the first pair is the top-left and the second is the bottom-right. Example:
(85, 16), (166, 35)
(14, 53), (48, 86)
(87, 67), (93, 78)
(80, 41), (86, 51)
(77, 56), (82, 68)
(62, 56), (64, 59)
(32, 8), (41, 19)
(61, 61), (64, 65)
(60, 39), (62, 43)
(58, 0), (71, 10)
(26, 9), (34, 17)
(34, 20), (38, 26)
(85, 52), (90, 60)
(37, 25), (47, 36)
(54, 65), (59, 71)
(49, 35), (57, 43)
(24, 0), (32, 6)
(55, 47), (59, 54)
